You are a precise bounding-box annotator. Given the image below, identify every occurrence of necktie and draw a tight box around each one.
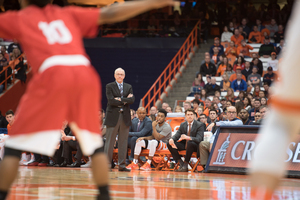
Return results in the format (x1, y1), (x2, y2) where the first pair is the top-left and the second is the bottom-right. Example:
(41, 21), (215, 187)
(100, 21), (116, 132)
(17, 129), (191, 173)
(119, 83), (123, 97)
(137, 120), (141, 132)
(186, 123), (192, 149)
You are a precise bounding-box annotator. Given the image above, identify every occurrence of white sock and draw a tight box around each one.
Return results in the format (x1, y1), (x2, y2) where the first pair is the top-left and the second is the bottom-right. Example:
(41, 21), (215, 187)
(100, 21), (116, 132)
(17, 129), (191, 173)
(147, 160), (151, 164)
(133, 159), (138, 164)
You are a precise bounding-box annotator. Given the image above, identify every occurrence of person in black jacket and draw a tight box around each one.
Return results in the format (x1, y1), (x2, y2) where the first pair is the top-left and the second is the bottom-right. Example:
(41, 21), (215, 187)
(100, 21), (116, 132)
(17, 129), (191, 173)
(167, 108), (205, 172)
(206, 77), (220, 96)
(104, 68), (135, 171)
(200, 56), (216, 76)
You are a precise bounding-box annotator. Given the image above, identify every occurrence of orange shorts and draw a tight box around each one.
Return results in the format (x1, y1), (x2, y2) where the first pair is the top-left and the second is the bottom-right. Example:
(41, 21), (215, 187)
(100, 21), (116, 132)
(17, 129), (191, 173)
(5, 65), (103, 156)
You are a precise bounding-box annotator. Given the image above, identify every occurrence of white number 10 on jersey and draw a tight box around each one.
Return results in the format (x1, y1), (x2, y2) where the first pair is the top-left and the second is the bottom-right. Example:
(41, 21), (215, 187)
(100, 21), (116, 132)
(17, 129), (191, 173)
(38, 20), (73, 45)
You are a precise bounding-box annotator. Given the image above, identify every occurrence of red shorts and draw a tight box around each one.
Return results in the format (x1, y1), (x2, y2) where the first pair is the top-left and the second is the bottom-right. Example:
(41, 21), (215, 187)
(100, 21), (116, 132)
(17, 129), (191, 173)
(5, 65), (103, 156)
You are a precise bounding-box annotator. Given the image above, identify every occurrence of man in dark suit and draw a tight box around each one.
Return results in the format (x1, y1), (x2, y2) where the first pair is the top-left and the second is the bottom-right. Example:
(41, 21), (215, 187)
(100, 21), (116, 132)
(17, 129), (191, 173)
(128, 107), (152, 160)
(104, 68), (135, 171)
(167, 108), (205, 172)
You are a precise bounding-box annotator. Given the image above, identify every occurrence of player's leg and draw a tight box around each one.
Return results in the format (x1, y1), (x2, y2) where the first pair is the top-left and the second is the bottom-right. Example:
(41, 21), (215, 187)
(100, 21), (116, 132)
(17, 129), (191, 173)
(140, 140), (158, 171)
(0, 148), (21, 200)
(249, 110), (300, 199)
(127, 139), (146, 170)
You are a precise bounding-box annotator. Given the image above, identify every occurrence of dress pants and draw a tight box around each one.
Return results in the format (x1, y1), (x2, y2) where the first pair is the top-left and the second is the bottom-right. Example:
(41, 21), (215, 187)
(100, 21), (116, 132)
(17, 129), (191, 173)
(167, 140), (199, 163)
(199, 141), (210, 166)
(62, 140), (83, 162)
(104, 113), (129, 168)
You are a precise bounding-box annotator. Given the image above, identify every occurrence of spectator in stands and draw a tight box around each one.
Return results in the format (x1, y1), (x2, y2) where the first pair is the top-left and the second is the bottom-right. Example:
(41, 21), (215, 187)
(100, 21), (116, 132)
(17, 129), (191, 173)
(225, 65), (235, 79)
(7, 40), (22, 54)
(192, 99), (201, 114)
(251, 57), (263, 77)
(236, 91), (245, 101)
(220, 97), (227, 111)
(247, 66), (261, 88)
(248, 98), (261, 121)
(206, 77), (220, 96)
(175, 105), (183, 113)
(128, 107), (152, 160)
(259, 90), (265, 99)
(273, 24), (284, 43)
(233, 56), (245, 71)
(235, 101), (244, 115)
(241, 18), (251, 37)
(260, 28), (270, 43)
(148, 115), (156, 122)
(150, 106), (157, 116)
(162, 103), (169, 110)
(197, 106), (204, 117)
(253, 85), (262, 99)
(211, 47), (221, 65)
(231, 28), (244, 46)
(260, 97), (268, 106)
(225, 88), (235, 103)
(207, 109), (219, 131)
(230, 66), (246, 82)
(243, 97), (252, 111)
(166, 107), (172, 113)
(213, 96), (223, 110)
(183, 101), (192, 112)
(216, 56), (228, 76)
(0, 54), (8, 69)
(12, 48), (26, 83)
(198, 113), (208, 127)
(201, 52), (214, 65)
(242, 61), (252, 79)
(193, 73), (205, 89)
(0, 111), (8, 129)
(225, 41), (238, 57)
(238, 26), (247, 40)
(220, 73), (231, 92)
(237, 40), (254, 58)
(1, 46), (9, 62)
(200, 89), (207, 101)
(131, 109), (136, 120)
(239, 109), (251, 125)
(127, 109), (172, 171)
(231, 73), (248, 92)
(167, 108), (204, 172)
(276, 39), (284, 55)
(267, 52), (278, 71)
(263, 66), (277, 86)
(228, 21), (235, 33)
(258, 105), (268, 122)
(248, 25), (262, 43)
(203, 98), (212, 115)
(255, 19), (265, 32)
(250, 112), (261, 125)
(263, 82), (270, 98)
(266, 18), (278, 38)
(215, 90), (221, 98)
(221, 26), (233, 42)
(209, 37), (224, 57)
(200, 56), (216, 76)
(259, 36), (276, 57)
(5, 110), (14, 133)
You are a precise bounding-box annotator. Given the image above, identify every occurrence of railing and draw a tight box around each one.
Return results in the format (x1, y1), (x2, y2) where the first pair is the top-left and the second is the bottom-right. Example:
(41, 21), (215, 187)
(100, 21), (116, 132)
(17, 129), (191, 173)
(141, 20), (201, 112)
(0, 54), (28, 92)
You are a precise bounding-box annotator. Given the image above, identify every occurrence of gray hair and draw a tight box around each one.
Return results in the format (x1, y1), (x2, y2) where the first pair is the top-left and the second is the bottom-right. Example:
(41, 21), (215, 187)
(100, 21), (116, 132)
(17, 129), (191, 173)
(114, 68), (125, 75)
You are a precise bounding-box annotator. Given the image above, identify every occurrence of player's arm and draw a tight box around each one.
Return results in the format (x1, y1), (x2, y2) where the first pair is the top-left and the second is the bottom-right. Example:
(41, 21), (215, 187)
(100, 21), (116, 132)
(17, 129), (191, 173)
(98, 0), (176, 25)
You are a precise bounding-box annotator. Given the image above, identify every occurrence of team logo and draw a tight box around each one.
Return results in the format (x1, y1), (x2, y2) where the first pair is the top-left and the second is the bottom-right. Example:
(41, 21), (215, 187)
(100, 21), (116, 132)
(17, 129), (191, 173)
(213, 134), (231, 165)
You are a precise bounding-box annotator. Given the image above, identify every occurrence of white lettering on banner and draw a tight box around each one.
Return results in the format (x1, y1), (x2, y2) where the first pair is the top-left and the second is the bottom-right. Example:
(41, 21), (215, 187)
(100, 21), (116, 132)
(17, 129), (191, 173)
(285, 142), (295, 162)
(231, 141), (245, 160)
(213, 134), (230, 165)
(241, 141), (255, 160)
(38, 20), (73, 45)
(292, 143), (300, 163)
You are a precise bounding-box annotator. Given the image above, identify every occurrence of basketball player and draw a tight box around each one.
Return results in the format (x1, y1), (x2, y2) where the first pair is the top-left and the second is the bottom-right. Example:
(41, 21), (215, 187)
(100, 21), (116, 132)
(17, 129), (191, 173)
(249, 1), (300, 199)
(0, 0), (176, 199)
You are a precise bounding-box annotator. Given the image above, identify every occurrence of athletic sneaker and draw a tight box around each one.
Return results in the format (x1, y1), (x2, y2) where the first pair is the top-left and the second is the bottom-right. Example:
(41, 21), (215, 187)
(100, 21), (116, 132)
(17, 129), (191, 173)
(22, 154), (35, 166)
(81, 160), (91, 168)
(140, 162), (151, 171)
(126, 162), (139, 170)
(19, 153), (30, 165)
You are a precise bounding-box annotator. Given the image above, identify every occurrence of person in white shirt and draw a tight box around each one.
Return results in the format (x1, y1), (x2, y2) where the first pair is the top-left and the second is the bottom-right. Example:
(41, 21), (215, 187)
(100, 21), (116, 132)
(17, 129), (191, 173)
(267, 52), (278, 71)
(221, 26), (233, 43)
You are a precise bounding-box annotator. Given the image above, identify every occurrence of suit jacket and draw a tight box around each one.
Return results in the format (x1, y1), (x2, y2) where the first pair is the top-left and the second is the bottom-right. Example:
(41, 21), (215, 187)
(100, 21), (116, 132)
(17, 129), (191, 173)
(104, 82), (135, 127)
(172, 120), (205, 144)
(129, 117), (152, 137)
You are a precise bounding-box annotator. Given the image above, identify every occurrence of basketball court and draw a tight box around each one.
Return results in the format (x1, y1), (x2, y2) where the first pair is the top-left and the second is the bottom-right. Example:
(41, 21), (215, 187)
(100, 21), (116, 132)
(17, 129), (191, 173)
(5, 166), (300, 199)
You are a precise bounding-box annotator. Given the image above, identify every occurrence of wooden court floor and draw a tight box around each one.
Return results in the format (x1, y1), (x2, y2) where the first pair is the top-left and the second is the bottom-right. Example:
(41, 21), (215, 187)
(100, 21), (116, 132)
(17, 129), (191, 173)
(6, 166), (300, 200)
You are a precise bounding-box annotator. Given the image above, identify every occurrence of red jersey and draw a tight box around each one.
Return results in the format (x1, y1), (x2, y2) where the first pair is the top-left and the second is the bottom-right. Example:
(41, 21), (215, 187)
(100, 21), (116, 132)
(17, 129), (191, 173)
(0, 5), (100, 74)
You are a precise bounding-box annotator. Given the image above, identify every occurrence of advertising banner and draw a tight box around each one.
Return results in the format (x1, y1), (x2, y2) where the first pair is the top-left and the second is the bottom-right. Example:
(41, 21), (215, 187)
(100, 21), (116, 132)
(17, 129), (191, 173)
(206, 126), (300, 177)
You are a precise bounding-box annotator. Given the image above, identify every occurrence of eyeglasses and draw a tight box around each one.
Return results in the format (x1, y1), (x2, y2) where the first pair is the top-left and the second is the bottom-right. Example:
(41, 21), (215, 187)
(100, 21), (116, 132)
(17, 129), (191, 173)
(116, 73), (125, 76)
